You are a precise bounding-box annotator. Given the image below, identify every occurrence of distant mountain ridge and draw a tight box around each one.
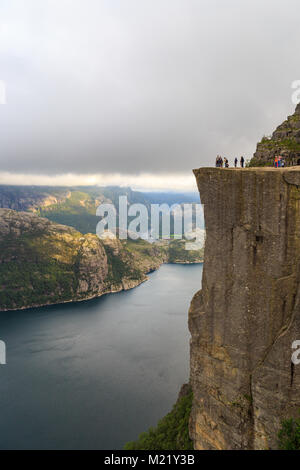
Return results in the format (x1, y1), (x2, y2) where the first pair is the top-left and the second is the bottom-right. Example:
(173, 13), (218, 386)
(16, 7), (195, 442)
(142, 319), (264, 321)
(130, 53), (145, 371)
(0, 185), (200, 234)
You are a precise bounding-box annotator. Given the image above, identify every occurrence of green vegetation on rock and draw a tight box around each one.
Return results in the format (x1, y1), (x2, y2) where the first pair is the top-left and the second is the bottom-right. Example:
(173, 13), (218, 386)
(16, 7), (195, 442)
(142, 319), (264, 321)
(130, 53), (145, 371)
(0, 235), (78, 309)
(278, 413), (300, 450)
(168, 239), (204, 263)
(39, 190), (101, 234)
(246, 158), (273, 168)
(124, 386), (193, 450)
(104, 242), (144, 285)
(0, 209), (106, 310)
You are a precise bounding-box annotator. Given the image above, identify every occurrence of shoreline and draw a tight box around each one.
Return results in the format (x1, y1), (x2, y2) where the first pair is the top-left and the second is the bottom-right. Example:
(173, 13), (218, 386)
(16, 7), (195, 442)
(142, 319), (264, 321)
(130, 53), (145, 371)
(0, 260), (203, 313)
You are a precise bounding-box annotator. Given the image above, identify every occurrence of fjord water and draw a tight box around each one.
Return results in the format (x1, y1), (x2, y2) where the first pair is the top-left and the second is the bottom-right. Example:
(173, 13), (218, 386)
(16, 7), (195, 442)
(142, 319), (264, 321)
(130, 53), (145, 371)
(0, 264), (202, 450)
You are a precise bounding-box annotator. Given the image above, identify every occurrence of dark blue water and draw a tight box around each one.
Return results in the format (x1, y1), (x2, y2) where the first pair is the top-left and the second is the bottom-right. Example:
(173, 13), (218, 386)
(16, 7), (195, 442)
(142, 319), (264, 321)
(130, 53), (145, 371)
(0, 264), (202, 450)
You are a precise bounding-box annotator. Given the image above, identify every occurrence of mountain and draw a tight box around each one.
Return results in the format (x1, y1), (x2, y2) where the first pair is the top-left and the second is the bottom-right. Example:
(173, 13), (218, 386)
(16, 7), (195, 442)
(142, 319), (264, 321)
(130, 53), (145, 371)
(251, 103), (300, 166)
(0, 209), (203, 311)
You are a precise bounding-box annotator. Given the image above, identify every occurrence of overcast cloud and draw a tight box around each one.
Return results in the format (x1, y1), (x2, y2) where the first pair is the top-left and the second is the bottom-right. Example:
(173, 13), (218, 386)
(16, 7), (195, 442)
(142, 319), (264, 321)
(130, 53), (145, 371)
(0, 0), (299, 188)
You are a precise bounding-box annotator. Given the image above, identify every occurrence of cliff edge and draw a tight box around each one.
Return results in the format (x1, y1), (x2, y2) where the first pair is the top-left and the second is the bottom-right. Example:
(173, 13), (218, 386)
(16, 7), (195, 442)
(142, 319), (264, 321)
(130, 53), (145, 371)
(189, 167), (300, 449)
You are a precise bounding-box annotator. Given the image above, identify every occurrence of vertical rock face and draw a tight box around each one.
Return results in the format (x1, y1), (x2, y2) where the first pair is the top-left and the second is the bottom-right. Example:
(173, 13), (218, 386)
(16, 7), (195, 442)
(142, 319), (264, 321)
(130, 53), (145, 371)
(189, 167), (300, 450)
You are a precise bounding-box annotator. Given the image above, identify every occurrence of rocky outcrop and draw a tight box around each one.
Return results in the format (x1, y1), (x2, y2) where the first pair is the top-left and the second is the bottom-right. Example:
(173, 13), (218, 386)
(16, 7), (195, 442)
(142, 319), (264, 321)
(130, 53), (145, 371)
(252, 104), (300, 166)
(0, 209), (110, 310)
(189, 167), (300, 450)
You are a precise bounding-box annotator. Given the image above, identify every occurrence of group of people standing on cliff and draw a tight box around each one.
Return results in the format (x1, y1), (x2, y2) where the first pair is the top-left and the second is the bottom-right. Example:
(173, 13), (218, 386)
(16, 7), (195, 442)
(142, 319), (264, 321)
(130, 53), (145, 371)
(216, 154), (287, 168)
(215, 156), (245, 168)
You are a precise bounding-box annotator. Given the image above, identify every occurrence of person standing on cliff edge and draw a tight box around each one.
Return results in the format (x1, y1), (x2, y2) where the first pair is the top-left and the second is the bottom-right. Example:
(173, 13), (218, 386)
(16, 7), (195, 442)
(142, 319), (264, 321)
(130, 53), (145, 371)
(234, 158), (238, 168)
(240, 156), (245, 168)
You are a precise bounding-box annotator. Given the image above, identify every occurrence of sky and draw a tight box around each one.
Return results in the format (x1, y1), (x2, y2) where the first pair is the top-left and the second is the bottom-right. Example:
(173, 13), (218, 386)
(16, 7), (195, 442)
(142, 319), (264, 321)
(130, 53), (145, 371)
(0, 0), (299, 191)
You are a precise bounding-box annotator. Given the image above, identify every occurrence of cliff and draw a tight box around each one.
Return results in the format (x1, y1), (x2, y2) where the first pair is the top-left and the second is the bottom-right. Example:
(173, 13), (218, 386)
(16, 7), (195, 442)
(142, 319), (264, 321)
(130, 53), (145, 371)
(189, 167), (300, 450)
(252, 104), (300, 166)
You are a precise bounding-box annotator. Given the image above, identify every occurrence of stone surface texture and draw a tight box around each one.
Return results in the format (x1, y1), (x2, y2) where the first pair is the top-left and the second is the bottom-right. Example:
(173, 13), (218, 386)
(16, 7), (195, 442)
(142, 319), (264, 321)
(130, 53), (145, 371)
(189, 167), (300, 450)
